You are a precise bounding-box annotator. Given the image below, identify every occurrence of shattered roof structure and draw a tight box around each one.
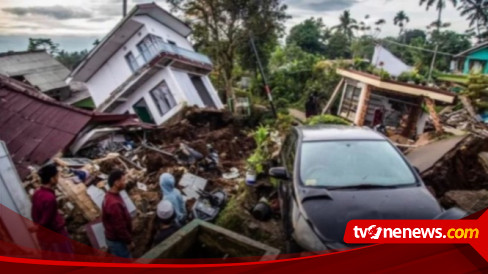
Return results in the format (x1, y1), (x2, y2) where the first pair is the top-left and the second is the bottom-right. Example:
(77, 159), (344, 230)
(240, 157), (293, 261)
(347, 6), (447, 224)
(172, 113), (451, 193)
(0, 50), (70, 93)
(0, 75), (141, 178)
(337, 69), (456, 104)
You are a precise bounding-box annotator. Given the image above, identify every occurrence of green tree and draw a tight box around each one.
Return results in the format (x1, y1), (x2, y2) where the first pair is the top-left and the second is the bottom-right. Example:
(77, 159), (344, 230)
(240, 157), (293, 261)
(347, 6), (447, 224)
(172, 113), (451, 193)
(430, 30), (471, 71)
(458, 0), (488, 41)
(326, 32), (352, 59)
(394, 11), (410, 38)
(27, 38), (59, 54)
(400, 29), (427, 44)
(419, 0), (458, 32)
(166, 0), (288, 101)
(286, 17), (327, 55)
(56, 50), (88, 70)
(332, 10), (358, 41)
(351, 35), (376, 59)
(268, 44), (319, 103)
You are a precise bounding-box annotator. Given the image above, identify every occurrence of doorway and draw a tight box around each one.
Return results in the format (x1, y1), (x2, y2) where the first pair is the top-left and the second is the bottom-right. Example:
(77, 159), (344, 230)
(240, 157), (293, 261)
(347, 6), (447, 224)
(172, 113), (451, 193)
(190, 75), (216, 108)
(133, 98), (155, 124)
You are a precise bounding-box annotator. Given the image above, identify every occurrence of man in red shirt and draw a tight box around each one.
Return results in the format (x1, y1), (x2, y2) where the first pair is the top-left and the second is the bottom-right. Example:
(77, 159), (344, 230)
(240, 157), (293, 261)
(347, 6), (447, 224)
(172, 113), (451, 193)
(102, 170), (133, 258)
(31, 164), (73, 255)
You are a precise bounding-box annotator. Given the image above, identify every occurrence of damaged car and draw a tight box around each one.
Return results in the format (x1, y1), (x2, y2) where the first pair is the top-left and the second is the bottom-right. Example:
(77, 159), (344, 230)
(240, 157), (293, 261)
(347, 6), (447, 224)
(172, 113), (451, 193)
(270, 126), (465, 252)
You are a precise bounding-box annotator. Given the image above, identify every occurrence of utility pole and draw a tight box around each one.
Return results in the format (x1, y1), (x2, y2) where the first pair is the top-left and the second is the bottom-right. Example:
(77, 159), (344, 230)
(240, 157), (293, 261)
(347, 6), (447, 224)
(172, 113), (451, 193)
(428, 3), (443, 83)
(250, 35), (277, 118)
(428, 44), (439, 83)
(123, 0), (127, 17)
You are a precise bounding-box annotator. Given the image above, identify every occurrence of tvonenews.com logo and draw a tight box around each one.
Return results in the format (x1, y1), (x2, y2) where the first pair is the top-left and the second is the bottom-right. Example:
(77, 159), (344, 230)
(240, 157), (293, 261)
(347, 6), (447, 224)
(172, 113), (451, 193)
(344, 217), (487, 261)
(353, 225), (479, 240)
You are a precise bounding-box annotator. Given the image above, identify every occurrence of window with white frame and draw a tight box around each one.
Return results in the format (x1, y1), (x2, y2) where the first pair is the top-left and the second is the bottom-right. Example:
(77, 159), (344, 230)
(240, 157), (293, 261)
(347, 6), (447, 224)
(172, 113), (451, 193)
(150, 81), (177, 116)
(137, 34), (164, 63)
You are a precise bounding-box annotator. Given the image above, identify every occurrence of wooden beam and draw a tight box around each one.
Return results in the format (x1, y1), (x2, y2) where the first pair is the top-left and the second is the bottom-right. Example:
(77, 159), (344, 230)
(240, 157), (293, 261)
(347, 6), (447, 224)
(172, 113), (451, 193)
(424, 97), (444, 135)
(322, 78), (345, 115)
(355, 84), (371, 126)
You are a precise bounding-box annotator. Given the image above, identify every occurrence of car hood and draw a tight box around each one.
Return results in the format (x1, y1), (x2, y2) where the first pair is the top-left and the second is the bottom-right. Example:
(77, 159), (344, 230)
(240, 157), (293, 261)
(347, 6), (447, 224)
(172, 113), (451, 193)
(300, 186), (442, 244)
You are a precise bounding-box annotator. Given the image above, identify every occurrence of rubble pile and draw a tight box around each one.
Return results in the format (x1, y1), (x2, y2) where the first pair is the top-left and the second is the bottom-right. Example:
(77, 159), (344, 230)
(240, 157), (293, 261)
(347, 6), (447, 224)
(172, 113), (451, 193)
(441, 109), (488, 137)
(22, 107), (258, 257)
(440, 190), (488, 214)
(421, 135), (488, 198)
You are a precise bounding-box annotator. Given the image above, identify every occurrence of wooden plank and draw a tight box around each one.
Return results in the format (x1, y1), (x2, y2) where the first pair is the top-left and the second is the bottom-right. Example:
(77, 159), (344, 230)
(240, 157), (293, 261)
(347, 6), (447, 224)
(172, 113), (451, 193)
(322, 78), (345, 114)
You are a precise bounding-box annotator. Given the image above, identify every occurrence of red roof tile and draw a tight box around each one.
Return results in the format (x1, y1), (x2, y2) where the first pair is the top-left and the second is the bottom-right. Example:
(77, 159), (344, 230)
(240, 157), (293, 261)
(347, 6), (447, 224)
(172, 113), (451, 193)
(0, 75), (143, 179)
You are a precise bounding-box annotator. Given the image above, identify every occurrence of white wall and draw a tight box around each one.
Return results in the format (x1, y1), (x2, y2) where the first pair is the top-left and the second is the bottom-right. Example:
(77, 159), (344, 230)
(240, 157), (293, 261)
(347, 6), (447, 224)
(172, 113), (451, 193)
(172, 69), (205, 107)
(113, 67), (187, 125)
(133, 15), (194, 51)
(0, 142), (38, 250)
(84, 14), (223, 118)
(86, 25), (151, 106)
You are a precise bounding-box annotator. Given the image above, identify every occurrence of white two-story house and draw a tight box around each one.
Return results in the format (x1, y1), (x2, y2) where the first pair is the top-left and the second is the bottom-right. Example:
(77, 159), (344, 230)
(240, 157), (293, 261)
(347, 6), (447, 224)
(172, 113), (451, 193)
(68, 3), (223, 125)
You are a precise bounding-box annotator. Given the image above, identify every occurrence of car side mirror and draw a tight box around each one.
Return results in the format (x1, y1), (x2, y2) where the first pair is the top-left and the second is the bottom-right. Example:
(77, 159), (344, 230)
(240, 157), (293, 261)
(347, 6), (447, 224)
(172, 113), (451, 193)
(269, 167), (289, 180)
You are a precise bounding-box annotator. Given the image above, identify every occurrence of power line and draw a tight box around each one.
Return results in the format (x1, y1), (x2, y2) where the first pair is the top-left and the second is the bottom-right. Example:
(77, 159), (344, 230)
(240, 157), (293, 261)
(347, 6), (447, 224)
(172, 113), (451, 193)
(380, 39), (457, 57)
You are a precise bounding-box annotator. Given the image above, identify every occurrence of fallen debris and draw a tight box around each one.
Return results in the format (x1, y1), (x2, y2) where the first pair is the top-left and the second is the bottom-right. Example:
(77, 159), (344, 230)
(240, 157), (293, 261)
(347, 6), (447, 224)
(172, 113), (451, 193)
(140, 219), (280, 261)
(412, 135), (488, 197)
(441, 109), (488, 137)
(440, 190), (488, 214)
(21, 107), (262, 257)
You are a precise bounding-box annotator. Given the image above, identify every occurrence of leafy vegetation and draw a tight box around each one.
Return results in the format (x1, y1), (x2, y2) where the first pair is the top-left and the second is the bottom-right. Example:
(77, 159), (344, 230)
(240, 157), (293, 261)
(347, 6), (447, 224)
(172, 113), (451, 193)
(463, 74), (488, 111)
(305, 115), (351, 126)
(247, 125), (272, 174)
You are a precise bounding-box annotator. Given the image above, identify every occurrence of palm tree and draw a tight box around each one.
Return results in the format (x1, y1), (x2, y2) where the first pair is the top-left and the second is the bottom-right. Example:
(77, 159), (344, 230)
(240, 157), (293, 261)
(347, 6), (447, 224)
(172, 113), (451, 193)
(458, 0), (488, 41)
(419, 0), (458, 32)
(394, 11), (410, 38)
(333, 10), (358, 41)
(420, 0), (457, 82)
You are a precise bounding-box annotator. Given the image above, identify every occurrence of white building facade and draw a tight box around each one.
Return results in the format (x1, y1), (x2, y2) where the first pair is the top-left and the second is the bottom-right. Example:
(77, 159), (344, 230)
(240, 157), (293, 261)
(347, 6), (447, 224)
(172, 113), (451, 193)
(68, 3), (223, 125)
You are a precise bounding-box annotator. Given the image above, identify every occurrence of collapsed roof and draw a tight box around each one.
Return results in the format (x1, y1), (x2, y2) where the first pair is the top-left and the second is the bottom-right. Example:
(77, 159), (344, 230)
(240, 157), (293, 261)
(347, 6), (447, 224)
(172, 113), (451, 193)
(0, 74), (144, 178)
(0, 50), (70, 93)
(337, 69), (456, 104)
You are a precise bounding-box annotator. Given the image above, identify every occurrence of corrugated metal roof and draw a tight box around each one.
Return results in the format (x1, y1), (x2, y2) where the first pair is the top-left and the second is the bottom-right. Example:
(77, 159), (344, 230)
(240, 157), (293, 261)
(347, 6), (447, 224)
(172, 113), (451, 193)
(0, 50), (70, 93)
(454, 41), (488, 58)
(0, 75), (143, 179)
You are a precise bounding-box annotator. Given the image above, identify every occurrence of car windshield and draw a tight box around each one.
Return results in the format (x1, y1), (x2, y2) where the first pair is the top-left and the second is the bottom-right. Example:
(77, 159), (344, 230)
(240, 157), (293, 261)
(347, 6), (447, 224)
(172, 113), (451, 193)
(300, 140), (416, 188)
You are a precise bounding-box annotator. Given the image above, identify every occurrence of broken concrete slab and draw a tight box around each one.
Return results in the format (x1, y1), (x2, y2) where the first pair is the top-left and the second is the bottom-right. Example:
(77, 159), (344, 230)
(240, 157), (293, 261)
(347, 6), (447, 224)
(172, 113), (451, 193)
(86, 185), (137, 217)
(140, 219), (279, 261)
(179, 173), (207, 200)
(406, 135), (467, 173)
(440, 190), (488, 214)
(417, 135), (488, 197)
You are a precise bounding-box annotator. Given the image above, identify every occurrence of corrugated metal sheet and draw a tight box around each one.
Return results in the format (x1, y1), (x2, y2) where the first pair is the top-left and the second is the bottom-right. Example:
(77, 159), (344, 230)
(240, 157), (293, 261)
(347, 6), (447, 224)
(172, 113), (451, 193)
(0, 50), (70, 93)
(0, 76), (92, 178)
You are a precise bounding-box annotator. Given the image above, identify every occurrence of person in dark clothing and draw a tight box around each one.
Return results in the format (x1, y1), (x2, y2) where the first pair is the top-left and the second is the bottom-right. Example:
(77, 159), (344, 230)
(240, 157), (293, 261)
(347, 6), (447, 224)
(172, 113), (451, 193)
(32, 164), (73, 255)
(305, 92), (320, 118)
(102, 170), (133, 258)
(152, 200), (180, 247)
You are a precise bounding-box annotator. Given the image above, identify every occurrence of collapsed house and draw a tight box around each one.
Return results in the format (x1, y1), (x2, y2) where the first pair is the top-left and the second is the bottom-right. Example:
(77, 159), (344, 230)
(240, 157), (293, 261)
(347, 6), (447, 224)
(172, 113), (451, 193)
(334, 69), (456, 138)
(0, 74), (144, 179)
(0, 50), (82, 104)
(67, 3), (223, 125)
(0, 73), (266, 258)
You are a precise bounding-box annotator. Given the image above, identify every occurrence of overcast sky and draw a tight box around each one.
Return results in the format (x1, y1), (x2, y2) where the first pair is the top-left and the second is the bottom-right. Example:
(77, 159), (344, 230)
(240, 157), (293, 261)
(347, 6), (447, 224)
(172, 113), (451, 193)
(0, 0), (471, 52)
